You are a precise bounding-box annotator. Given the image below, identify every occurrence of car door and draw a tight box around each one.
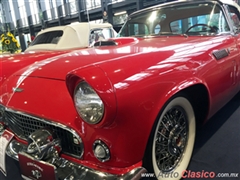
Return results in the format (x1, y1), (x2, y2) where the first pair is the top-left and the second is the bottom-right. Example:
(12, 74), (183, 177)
(225, 4), (240, 91)
(195, 3), (240, 117)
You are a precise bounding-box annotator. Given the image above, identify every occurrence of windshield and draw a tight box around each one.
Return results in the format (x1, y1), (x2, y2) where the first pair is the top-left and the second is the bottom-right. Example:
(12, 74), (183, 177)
(118, 2), (230, 37)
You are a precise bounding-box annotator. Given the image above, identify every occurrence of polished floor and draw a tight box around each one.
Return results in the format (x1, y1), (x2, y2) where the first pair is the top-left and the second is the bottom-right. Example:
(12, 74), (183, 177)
(1, 92), (240, 180)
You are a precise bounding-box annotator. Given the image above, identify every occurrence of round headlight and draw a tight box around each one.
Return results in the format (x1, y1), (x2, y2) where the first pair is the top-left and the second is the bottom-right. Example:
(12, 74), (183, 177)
(74, 81), (104, 124)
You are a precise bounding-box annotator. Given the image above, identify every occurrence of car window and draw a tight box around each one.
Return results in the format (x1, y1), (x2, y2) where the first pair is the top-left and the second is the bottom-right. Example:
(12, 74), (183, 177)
(225, 5), (240, 32)
(119, 2), (230, 37)
(31, 31), (63, 45)
(101, 28), (114, 39)
(170, 10), (230, 34)
(118, 14), (151, 37)
(119, 23), (150, 37)
(89, 28), (113, 46)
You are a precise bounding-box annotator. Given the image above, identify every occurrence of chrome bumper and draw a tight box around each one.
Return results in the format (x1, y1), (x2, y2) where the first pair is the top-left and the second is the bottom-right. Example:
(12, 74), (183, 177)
(5, 139), (146, 180)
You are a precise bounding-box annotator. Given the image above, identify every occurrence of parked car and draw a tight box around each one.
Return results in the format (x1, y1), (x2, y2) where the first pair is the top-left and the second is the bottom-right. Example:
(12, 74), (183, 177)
(0, 22), (116, 86)
(0, 0), (240, 179)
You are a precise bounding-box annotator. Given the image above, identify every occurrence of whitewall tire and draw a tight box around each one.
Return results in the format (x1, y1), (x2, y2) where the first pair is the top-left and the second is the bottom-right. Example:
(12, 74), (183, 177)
(145, 96), (196, 180)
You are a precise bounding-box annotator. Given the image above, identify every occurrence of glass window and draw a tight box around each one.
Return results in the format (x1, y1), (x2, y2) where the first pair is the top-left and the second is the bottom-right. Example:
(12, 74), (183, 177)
(113, 13), (128, 25)
(51, 0), (58, 19)
(86, 0), (101, 10)
(68, 0), (77, 14)
(89, 28), (114, 46)
(118, 19), (150, 37)
(170, 10), (229, 34)
(18, 0), (28, 27)
(225, 5), (240, 32)
(119, 2), (230, 37)
(31, 31), (63, 45)
(9, 0), (17, 27)
(29, 0), (40, 24)
(45, 1), (52, 20)
(60, 0), (65, 16)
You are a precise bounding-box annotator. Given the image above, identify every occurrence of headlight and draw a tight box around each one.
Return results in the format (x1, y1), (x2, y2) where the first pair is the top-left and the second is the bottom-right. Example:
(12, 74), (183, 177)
(74, 81), (104, 124)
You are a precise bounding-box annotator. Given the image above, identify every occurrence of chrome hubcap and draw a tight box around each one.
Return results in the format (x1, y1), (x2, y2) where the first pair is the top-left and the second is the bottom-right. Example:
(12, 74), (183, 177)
(155, 106), (188, 172)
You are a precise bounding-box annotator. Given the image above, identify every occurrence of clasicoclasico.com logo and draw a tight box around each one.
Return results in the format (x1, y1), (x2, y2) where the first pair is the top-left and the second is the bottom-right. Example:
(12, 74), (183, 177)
(141, 170), (239, 179)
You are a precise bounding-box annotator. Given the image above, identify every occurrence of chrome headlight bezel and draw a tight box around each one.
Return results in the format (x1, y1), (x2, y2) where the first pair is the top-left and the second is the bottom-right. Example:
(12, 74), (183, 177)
(74, 81), (104, 124)
(93, 140), (110, 162)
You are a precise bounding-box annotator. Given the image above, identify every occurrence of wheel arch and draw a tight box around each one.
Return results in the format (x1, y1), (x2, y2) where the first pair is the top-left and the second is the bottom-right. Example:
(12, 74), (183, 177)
(179, 84), (210, 127)
(142, 83), (210, 173)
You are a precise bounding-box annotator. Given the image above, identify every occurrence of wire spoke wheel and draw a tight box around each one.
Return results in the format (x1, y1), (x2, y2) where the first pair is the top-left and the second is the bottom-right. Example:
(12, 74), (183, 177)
(155, 106), (188, 172)
(144, 95), (196, 180)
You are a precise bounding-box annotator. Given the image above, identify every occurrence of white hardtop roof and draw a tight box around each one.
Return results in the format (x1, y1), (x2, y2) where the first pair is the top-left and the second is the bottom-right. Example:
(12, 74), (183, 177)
(37, 22), (113, 35)
(26, 22), (114, 51)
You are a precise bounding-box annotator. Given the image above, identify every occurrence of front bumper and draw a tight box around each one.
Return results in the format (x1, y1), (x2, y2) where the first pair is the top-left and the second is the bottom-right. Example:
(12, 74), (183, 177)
(0, 126), (146, 180)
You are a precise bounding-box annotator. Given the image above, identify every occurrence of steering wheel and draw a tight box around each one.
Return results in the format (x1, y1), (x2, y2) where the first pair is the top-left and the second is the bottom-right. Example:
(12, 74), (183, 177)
(185, 24), (217, 34)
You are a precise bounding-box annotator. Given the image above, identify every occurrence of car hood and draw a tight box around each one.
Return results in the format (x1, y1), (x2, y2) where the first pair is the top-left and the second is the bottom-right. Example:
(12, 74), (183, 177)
(0, 50), (68, 63)
(0, 50), (70, 85)
(0, 35), (226, 134)
(11, 36), (220, 81)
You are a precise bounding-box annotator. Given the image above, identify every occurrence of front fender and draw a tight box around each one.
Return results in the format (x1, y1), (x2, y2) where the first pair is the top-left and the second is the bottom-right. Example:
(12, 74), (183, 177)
(66, 65), (117, 128)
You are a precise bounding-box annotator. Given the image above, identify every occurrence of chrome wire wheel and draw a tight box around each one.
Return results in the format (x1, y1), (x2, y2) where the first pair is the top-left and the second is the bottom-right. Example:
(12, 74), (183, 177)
(155, 106), (188, 172)
(152, 96), (195, 180)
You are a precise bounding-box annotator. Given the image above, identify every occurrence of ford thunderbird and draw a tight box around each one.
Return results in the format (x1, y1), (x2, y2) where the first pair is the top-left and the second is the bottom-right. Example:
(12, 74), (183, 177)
(0, 0), (240, 179)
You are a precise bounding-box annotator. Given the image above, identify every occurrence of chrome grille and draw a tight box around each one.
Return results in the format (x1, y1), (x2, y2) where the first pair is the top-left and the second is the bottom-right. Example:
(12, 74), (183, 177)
(4, 110), (83, 158)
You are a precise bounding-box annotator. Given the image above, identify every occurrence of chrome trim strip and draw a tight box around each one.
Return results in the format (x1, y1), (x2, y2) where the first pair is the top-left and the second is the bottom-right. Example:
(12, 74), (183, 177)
(5, 107), (84, 158)
(12, 87), (24, 92)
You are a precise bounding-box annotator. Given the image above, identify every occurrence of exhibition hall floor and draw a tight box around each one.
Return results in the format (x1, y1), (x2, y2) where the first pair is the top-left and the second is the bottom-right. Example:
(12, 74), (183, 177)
(187, 92), (240, 179)
(1, 93), (240, 180)
(143, 92), (240, 180)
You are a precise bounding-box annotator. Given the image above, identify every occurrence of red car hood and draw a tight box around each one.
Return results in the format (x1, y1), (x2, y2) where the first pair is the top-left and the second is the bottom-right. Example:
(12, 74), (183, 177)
(11, 36), (218, 81)
(0, 50), (70, 84)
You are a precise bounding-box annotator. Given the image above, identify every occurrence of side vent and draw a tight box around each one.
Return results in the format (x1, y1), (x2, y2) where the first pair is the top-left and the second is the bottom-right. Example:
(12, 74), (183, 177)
(212, 49), (229, 60)
(94, 40), (117, 47)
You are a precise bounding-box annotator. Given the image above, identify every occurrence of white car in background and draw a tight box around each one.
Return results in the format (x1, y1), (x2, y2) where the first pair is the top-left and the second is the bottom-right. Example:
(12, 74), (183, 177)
(26, 22), (116, 51)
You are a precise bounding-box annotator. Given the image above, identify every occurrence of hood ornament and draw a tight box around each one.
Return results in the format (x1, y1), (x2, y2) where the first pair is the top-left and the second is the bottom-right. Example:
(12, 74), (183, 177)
(12, 87), (24, 92)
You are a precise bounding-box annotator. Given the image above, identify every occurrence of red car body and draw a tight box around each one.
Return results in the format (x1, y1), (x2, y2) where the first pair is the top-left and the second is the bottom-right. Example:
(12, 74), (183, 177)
(0, 0), (240, 179)
(0, 51), (68, 86)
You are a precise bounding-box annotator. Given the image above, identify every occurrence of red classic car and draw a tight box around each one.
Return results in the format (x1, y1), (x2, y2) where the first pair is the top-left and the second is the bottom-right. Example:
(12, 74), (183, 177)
(0, 22), (116, 86)
(0, 0), (240, 179)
